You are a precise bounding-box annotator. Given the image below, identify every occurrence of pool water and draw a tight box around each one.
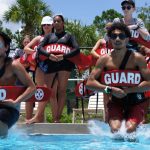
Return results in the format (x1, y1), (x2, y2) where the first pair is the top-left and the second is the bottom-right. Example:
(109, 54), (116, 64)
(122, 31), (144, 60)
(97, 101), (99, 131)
(0, 121), (150, 150)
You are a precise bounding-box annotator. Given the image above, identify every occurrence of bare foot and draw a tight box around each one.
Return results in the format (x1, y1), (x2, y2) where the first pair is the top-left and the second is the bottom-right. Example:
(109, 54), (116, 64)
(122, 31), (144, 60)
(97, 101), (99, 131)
(26, 117), (44, 124)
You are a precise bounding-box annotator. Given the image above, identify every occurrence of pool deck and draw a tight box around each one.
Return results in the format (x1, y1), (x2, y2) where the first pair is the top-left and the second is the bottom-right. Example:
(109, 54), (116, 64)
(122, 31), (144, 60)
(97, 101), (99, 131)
(16, 123), (90, 134)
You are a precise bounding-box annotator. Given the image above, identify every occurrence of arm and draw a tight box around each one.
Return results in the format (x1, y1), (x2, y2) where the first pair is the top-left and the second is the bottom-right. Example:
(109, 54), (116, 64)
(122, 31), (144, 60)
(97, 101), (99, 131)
(125, 53), (150, 94)
(128, 18), (150, 41)
(86, 59), (106, 92)
(12, 60), (36, 103)
(91, 39), (105, 59)
(24, 36), (41, 54)
(63, 35), (80, 59)
(37, 34), (54, 58)
(86, 56), (127, 98)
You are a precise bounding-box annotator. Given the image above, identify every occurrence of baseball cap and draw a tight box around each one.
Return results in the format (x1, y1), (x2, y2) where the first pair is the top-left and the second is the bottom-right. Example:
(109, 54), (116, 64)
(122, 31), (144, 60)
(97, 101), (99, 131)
(41, 16), (53, 25)
(121, 0), (135, 7)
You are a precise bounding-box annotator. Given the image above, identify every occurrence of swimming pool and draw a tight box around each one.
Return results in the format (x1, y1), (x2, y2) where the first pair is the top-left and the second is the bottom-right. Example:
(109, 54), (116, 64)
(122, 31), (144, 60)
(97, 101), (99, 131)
(0, 121), (150, 150)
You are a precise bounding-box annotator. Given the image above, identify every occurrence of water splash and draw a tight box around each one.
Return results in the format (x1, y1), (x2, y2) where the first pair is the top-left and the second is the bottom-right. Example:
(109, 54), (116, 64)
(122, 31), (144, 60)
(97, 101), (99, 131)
(88, 119), (150, 144)
(88, 119), (111, 137)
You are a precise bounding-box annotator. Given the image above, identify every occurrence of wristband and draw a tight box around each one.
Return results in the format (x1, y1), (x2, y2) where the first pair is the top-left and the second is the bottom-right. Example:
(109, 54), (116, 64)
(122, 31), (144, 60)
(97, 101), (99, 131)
(104, 86), (112, 94)
(135, 25), (140, 30)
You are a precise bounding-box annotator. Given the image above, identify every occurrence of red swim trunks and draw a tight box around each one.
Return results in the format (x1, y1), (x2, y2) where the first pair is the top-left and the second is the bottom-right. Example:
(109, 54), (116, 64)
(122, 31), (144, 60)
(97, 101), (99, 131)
(107, 95), (149, 124)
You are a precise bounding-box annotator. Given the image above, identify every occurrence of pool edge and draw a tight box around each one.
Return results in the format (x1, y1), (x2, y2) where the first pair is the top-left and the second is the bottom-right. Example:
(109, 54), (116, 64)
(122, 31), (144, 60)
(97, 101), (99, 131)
(16, 123), (91, 134)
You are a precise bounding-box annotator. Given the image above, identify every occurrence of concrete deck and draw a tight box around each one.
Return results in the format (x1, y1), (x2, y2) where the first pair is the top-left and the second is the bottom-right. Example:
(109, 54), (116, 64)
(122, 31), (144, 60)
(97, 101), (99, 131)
(16, 123), (90, 134)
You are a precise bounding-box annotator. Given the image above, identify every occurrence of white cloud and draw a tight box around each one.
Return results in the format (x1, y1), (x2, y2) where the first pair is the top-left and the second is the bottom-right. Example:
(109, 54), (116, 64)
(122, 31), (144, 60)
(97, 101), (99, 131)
(0, 0), (21, 33)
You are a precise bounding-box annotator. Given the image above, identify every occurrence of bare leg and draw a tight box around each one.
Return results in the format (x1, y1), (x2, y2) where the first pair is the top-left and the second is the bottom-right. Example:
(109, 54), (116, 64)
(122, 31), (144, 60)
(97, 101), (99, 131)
(126, 121), (137, 133)
(26, 68), (48, 124)
(50, 80), (59, 122)
(25, 71), (36, 121)
(56, 71), (71, 121)
(103, 94), (111, 122)
(26, 68), (57, 124)
(25, 102), (34, 120)
(0, 121), (8, 137)
(109, 119), (122, 133)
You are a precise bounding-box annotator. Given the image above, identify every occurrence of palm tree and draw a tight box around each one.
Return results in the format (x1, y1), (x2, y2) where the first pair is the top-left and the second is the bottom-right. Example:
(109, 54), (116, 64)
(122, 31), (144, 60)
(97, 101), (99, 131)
(3, 0), (52, 36)
(93, 9), (123, 37)
(65, 19), (98, 47)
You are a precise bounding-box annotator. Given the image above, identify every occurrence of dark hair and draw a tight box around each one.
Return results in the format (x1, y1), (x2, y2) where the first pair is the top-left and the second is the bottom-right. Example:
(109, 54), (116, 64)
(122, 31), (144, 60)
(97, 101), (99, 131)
(0, 31), (11, 56)
(121, 0), (135, 8)
(53, 14), (65, 31)
(53, 14), (65, 22)
(107, 22), (131, 38)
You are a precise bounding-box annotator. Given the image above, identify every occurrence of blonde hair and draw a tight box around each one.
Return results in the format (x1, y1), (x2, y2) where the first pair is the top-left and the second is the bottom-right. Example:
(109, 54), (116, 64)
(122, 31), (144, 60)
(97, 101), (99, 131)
(105, 22), (113, 30)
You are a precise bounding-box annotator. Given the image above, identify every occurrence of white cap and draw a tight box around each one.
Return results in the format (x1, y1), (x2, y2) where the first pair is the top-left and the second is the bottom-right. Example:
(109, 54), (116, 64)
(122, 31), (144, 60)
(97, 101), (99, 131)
(41, 16), (53, 25)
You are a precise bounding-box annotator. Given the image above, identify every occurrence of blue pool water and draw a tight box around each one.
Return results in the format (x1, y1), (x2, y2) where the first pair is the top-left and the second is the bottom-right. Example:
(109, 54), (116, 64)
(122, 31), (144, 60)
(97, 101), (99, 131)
(0, 121), (150, 150)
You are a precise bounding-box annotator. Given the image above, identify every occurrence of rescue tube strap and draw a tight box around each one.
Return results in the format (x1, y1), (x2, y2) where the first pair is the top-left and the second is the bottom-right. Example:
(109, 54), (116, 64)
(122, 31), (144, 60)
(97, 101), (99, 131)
(119, 50), (132, 70)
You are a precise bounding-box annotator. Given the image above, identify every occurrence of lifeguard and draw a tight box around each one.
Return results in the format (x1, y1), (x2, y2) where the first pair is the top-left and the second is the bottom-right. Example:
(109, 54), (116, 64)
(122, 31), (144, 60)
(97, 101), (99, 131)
(86, 22), (150, 134)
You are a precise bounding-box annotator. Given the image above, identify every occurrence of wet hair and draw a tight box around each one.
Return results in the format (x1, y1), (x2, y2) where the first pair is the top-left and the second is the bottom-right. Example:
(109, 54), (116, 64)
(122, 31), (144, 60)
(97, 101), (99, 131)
(107, 22), (131, 38)
(0, 32), (12, 77)
(0, 31), (11, 57)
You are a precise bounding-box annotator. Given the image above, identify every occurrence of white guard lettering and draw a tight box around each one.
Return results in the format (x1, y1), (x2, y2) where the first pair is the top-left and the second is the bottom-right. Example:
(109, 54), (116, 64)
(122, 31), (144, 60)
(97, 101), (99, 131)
(111, 72), (119, 83)
(56, 45), (61, 52)
(104, 72), (141, 85)
(46, 45), (51, 53)
(101, 48), (106, 55)
(119, 72), (127, 83)
(0, 89), (6, 101)
(104, 74), (111, 84)
(46, 44), (71, 54)
(135, 73), (141, 84)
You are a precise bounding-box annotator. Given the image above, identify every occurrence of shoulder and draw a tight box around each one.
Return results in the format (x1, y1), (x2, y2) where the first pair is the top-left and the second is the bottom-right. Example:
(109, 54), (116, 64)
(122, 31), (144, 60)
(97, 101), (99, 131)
(65, 31), (74, 38)
(97, 53), (110, 64)
(29, 35), (42, 44)
(134, 18), (145, 27)
(132, 51), (146, 64)
(135, 18), (143, 23)
(65, 31), (71, 36)
(11, 59), (24, 70)
(33, 35), (42, 41)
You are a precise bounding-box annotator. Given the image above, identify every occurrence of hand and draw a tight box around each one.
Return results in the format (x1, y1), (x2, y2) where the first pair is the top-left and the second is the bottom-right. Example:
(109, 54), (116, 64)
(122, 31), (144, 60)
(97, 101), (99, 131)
(1, 99), (18, 107)
(56, 54), (64, 61)
(49, 54), (58, 62)
(112, 87), (127, 99)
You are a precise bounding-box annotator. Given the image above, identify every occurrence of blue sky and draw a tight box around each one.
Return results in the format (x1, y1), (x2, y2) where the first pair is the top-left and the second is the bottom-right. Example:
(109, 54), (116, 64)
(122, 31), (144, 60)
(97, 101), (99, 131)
(45, 0), (149, 25)
(0, 0), (149, 33)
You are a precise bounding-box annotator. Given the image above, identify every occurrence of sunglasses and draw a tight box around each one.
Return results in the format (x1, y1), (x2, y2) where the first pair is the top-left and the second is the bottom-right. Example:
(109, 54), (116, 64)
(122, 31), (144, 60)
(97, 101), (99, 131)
(42, 24), (51, 27)
(110, 33), (126, 40)
(122, 6), (132, 10)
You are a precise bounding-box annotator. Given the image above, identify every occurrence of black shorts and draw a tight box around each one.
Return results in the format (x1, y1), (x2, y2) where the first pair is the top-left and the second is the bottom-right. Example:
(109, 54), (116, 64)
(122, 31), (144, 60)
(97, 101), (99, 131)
(38, 59), (75, 73)
(112, 92), (146, 105)
(0, 105), (19, 128)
